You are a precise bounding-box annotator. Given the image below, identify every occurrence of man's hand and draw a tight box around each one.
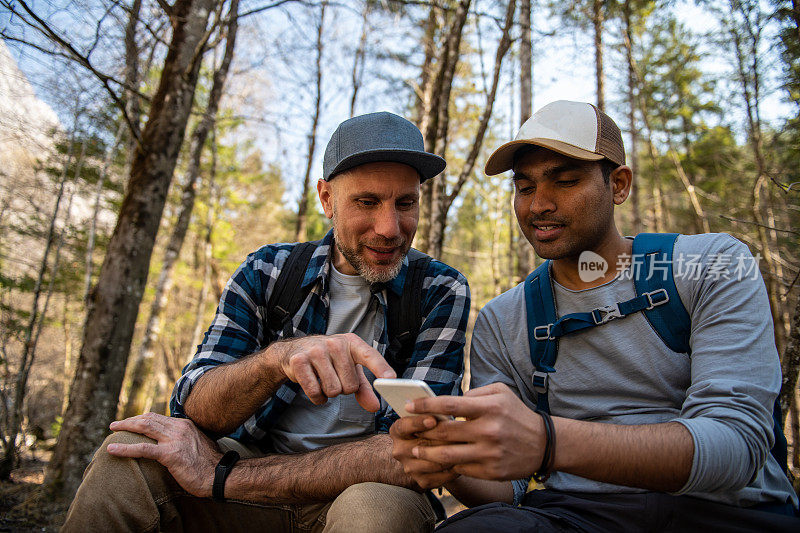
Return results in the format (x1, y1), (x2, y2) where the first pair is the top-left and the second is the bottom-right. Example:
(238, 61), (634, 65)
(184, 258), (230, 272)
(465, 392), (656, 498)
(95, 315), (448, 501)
(185, 332), (397, 433)
(406, 382), (545, 481)
(272, 333), (396, 411)
(389, 414), (460, 490)
(106, 413), (221, 498)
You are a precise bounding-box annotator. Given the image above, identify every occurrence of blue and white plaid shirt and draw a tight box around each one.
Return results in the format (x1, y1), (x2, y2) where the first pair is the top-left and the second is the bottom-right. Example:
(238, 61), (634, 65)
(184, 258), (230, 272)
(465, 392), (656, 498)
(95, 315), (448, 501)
(171, 230), (470, 445)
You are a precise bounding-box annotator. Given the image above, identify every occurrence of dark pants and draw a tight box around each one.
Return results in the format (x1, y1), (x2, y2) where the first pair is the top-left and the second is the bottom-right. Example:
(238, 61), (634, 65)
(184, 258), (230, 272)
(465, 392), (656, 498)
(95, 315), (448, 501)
(435, 490), (800, 533)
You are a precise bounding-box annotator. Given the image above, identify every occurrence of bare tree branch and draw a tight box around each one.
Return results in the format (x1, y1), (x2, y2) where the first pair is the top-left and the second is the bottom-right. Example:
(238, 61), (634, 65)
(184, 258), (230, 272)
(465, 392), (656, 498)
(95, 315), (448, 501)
(238, 0), (312, 18)
(719, 214), (800, 235)
(154, 0), (174, 19)
(4, 0), (144, 147)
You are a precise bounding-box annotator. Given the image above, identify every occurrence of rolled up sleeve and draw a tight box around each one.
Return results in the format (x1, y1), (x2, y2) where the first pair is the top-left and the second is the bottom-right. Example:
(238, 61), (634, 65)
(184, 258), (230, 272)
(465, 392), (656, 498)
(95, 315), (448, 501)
(170, 249), (278, 418)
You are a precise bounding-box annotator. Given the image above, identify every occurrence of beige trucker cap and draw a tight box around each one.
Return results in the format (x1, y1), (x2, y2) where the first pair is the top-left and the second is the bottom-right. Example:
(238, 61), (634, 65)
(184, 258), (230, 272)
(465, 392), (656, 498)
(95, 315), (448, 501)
(485, 100), (626, 175)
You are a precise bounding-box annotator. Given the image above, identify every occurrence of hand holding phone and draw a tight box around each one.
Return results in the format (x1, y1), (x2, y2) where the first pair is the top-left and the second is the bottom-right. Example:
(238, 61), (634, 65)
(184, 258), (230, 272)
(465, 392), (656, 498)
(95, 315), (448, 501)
(373, 378), (453, 421)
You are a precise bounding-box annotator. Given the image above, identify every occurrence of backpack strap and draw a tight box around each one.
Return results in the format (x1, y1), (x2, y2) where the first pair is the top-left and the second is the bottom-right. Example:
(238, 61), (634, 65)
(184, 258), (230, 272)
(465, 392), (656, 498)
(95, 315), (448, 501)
(385, 249), (432, 375)
(524, 259), (672, 413)
(631, 233), (691, 354)
(266, 240), (320, 338)
(524, 261), (558, 413)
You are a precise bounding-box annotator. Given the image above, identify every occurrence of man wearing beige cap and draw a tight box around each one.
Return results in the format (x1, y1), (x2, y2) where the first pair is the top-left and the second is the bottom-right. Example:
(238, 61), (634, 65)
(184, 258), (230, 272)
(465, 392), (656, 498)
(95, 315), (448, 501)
(389, 100), (799, 530)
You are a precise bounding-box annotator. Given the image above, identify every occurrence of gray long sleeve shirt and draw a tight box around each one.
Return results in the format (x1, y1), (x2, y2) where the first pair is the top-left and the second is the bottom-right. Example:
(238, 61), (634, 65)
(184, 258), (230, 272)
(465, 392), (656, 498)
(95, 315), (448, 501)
(469, 233), (797, 508)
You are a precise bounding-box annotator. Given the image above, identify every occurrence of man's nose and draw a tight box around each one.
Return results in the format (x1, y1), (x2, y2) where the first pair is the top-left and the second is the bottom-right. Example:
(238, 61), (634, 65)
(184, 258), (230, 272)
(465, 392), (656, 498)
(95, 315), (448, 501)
(530, 187), (556, 216)
(374, 206), (402, 239)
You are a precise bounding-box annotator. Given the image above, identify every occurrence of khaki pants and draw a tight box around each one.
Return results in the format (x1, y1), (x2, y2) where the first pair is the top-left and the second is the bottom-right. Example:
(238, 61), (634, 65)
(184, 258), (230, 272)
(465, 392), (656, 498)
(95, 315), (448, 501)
(61, 431), (436, 533)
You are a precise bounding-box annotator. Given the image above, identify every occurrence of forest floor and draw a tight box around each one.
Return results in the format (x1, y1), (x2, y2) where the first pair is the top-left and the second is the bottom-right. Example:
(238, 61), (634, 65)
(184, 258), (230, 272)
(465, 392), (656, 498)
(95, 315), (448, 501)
(0, 450), (66, 532)
(0, 448), (466, 532)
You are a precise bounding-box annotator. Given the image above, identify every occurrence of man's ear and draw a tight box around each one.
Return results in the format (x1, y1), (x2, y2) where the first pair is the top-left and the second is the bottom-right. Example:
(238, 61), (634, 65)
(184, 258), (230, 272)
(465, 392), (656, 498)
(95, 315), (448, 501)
(610, 165), (633, 205)
(317, 179), (334, 219)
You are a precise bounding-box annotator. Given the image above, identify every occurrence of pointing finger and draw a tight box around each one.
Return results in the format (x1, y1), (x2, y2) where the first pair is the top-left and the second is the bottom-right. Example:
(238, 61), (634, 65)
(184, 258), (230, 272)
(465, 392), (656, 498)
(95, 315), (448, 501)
(354, 364), (380, 412)
(348, 336), (395, 379)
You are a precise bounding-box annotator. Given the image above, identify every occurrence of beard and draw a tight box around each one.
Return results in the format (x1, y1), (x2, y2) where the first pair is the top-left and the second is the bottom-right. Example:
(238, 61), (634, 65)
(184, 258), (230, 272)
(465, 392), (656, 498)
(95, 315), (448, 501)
(332, 212), (409, 284)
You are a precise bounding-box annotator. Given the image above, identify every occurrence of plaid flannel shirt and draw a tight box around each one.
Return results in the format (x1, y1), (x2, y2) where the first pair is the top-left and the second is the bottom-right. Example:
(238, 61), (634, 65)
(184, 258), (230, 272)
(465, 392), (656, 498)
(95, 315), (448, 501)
(170, 230), (470, 445)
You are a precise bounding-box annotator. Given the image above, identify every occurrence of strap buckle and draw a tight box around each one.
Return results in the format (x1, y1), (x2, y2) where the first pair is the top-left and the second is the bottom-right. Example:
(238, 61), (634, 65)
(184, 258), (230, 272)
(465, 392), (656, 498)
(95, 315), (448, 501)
(533, 324), (553, 341)
(592, 303), (622, 325)
(645, 288), (669, 310)
(532, 371), (549, 394)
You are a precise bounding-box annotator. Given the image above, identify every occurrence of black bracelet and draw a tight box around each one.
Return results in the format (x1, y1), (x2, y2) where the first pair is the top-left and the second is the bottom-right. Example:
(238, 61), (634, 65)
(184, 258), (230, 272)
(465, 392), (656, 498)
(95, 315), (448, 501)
(212, 450), (241, 502)
(532, 410), (556, 483)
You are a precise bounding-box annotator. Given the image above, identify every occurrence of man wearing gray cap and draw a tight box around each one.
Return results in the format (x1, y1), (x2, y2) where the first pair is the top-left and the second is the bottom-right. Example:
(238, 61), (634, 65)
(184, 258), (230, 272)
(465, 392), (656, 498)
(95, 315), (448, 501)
(390, 100), (799, 530)
(61, 112), (470, 532)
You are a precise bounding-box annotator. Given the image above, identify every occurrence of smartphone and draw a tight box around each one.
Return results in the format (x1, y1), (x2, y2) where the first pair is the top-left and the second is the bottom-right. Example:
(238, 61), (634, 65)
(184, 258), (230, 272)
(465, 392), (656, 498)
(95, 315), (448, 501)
(373, 378), (453, 421)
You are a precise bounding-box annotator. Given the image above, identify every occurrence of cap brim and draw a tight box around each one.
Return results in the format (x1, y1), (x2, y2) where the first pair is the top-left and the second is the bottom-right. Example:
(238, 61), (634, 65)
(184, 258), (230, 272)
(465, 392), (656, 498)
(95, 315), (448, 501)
(484, 138), (604, 175)
(327, 149), (446, 182)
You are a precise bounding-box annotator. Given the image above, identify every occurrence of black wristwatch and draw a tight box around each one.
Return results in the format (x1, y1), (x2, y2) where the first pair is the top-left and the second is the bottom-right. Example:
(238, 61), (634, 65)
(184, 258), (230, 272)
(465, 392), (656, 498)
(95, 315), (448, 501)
(212, 450), (240, 502)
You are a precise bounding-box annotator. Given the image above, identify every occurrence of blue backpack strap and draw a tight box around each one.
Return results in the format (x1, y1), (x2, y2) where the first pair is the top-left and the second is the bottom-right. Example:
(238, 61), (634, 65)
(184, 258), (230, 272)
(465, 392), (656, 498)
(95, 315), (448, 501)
(523, 259), (671, 413)
(524, 261), (558, 413)
(631, 233), (691, 354)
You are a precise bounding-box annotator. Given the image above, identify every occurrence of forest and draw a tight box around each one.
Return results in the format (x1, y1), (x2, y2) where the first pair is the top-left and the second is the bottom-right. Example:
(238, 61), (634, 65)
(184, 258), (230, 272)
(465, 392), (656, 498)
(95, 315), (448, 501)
(0, 0), (798, 529)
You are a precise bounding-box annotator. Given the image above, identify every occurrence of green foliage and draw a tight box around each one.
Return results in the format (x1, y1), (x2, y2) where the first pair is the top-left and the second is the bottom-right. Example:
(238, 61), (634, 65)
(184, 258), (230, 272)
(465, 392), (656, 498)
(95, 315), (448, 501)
(50, 415), (63, 439)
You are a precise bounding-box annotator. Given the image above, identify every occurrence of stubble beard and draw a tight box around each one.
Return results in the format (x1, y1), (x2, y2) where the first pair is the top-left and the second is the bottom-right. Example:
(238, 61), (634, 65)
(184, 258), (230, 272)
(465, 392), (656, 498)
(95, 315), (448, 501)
(332, 211), (407, 284)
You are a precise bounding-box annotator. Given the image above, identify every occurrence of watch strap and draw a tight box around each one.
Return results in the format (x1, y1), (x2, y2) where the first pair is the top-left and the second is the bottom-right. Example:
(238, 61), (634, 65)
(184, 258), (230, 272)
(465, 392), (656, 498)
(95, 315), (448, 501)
(212, 450), (240, 502)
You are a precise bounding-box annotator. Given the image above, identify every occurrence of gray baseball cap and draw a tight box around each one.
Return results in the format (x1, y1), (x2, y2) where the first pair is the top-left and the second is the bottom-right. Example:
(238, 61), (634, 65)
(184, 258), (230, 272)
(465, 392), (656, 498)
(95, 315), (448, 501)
(322, 111), (446, 182)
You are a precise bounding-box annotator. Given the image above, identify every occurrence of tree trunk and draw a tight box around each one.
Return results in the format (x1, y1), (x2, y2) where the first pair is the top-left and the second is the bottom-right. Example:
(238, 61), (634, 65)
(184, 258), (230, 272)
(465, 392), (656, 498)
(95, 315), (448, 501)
(428, 0), (514, 259)
(417, 0), (471, 254)
(425, 0), (471, 257)
(622, 25), (709, 235)
(592, 0), (605, 112)
(44, 0), (217, 500)
(413, 8), (440, 253)
(790, 390), (799, 469)
(727, 3), (786, 353)
(85, 0), (148, 302)
(124, 0), (143, 149)
(491, 184), (503, 295)
(623, 0), (642, 234)
(765, 188), (791, 343)
(665, 148), (710, 233)
(84, 122), (124, 303)
(295, 1), (326, 242)
(190, 152), (219, 363)
(414, 7), (439, 126)
(349, 3), (370, 117)
(123, 0), (238, 419)
(517, 0), (533, 278)
(781, 292), (800, 423)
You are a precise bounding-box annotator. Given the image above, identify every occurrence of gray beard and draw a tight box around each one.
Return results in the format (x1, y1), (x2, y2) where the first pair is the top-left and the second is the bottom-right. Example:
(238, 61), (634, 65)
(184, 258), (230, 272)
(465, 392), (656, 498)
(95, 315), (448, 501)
(332, 219), (406, 284)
